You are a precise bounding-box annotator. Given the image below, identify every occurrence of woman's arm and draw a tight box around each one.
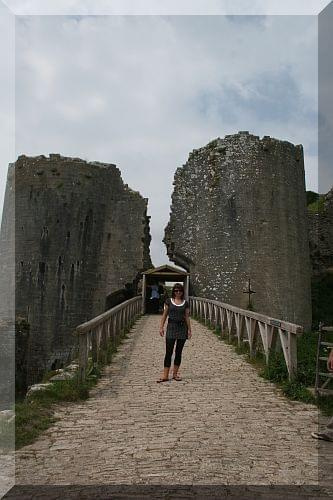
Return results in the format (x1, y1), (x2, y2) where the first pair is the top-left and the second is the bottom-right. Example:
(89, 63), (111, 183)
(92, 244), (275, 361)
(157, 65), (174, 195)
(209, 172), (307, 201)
(185, 308), (192, 339)
(159, 304), (169, 336)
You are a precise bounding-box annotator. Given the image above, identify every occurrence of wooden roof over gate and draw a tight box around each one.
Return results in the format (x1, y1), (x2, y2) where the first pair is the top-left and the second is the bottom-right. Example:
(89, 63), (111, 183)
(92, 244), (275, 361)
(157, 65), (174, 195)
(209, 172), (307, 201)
(142, 264), (189, 281)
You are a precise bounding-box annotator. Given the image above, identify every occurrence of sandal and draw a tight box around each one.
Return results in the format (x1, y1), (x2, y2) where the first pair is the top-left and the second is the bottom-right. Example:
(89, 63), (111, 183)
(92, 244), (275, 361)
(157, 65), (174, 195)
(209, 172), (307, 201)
(156, 378), (169, 383)
(173, 375), (182, 381)
(311, 431), (333, 441)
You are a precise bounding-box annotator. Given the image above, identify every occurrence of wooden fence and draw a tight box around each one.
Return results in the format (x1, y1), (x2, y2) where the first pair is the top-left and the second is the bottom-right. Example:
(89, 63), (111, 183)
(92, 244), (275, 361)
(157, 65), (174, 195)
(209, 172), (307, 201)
(190, 296), (303, 379)
(76, 296), (141, 382)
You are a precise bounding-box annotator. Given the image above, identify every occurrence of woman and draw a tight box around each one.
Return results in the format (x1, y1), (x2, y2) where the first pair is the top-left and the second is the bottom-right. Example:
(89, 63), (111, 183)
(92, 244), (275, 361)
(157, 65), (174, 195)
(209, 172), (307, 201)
(157, 283), (192, 382)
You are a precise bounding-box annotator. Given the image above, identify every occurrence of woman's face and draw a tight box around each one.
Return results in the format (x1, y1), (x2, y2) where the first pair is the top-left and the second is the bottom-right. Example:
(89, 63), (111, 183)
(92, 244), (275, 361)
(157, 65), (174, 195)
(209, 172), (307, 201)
(174, 288), (184, 299)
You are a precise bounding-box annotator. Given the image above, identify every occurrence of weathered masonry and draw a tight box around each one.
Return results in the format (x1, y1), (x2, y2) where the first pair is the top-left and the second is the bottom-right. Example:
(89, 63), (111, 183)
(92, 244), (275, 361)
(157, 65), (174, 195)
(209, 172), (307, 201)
(0, 154), (152, 387)
(308, 187), (333, 277)
(308, 187), (333, 325)
(164, 132), (312, 331)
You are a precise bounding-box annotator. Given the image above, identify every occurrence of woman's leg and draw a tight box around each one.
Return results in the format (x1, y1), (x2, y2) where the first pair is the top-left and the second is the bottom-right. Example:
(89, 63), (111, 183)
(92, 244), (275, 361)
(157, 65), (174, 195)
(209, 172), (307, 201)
(164, 338), (176, 368)
(157, 338), (176, 381)
(173, 339), (186, 379)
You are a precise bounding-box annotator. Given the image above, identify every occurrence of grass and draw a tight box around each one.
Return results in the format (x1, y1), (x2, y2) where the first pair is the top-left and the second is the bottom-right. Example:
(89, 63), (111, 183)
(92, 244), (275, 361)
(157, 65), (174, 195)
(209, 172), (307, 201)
(13, 374), (97, 449)
(11, 316), (140, 450)
(307, 194), (325, 213)
(194, 315), (333, 416)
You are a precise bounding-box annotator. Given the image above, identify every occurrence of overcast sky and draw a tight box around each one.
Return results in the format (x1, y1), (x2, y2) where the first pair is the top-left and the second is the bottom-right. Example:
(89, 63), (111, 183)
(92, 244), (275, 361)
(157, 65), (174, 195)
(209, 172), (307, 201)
(1, 1), (331, 266)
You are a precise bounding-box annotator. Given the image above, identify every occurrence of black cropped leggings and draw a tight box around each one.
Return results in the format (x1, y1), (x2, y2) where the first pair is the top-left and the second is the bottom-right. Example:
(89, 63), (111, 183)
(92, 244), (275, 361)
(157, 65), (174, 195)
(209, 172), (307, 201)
(164, 338), (186, 368)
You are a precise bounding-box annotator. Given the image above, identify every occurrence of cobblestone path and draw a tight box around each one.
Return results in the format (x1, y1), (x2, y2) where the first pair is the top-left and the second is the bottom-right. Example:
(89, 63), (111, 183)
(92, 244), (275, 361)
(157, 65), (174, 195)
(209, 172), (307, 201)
(16, 315), (323, 486)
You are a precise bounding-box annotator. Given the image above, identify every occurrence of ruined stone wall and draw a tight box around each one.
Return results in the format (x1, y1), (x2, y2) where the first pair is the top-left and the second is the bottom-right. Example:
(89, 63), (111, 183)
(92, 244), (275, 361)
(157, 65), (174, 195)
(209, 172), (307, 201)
(308, 188), (333, 276)
(0, 154), (152, 387)
(165, 132), (312, 330)
(308, 188), (333, 325)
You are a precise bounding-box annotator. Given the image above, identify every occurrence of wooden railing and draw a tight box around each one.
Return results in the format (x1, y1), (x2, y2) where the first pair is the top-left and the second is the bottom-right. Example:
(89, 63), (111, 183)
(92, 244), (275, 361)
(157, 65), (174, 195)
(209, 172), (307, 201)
(190, 296), (303, 379)
(76, 296), (141, 382)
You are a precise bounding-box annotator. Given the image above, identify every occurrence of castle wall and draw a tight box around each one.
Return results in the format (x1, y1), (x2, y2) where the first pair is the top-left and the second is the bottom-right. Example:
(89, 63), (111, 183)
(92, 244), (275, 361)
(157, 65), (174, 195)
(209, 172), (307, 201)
(164, 132), (312, 330)
(308, 188), (333, 276)
(0, 154), (151, 387)
(308, 188), (333, 325)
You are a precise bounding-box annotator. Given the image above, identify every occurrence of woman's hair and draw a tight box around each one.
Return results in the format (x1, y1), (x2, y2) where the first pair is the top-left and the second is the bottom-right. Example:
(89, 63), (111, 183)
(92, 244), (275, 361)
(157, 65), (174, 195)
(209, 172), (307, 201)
(171, 283), (184, 299)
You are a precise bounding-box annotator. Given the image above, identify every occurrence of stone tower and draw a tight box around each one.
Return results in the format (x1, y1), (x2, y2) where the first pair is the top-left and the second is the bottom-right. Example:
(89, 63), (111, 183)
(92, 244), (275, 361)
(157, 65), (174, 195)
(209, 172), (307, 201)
(164, 132), (312, 331)
(0, 154), (152, 387)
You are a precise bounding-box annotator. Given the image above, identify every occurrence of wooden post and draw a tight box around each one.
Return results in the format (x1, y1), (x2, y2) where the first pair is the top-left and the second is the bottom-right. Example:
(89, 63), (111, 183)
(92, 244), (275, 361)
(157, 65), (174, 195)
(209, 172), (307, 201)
(226, 310), (233, 340)
(235, 313), (244, 346)
(129, 302), (133, 326)
(185, 276), (189, 301)
(288, 331), (298, 380)
(114, 313), (118, 342)
(278, 328), (297, 380)
(208, 303), (212, 326)
(245, 317), (256, 357)
(220, 308), (225, 336)
(142, 274), (146, 314)
(78, 333), (88, 383)
(100, 323), (108, 363)
(110, 313), (114, 341)
(124, 305), (128, 330)
(119, 309), (123, 334)
(258, 322), (268, 363)
(91, 328), (98, 365)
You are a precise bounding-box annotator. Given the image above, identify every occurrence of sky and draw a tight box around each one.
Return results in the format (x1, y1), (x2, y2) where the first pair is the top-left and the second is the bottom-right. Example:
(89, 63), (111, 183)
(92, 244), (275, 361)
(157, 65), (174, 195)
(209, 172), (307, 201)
(0, 1), (332, 266)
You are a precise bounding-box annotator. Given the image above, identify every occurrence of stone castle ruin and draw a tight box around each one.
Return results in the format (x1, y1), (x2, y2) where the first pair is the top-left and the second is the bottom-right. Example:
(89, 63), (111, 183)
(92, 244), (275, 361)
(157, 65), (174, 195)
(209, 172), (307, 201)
(1, 133), (329, 393)
(308, 187), (333, 277)
(0, 154), (152, 388)
(164, 131), (312, 331)
(308, 187), (333, 325)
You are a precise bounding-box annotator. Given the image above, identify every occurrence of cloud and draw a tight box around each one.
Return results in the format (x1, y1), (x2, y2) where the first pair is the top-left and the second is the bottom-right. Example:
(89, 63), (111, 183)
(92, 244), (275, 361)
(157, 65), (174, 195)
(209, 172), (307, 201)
(0, 14), (322, 265)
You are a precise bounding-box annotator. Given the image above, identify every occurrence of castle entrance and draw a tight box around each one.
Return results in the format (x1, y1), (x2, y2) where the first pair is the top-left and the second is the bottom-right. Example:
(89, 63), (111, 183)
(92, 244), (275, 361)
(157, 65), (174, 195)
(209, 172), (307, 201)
(141, 264), (190, 314)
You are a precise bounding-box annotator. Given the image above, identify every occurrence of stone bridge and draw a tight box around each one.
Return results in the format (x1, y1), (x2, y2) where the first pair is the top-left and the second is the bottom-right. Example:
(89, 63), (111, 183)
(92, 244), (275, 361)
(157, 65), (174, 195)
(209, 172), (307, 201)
(12, 310), (332, 497)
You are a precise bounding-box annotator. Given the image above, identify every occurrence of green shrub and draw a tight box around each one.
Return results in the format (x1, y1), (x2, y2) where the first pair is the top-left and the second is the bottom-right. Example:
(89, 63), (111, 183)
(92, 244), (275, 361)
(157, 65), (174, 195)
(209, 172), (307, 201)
(296, 331), (319, 386)
(312, 273), (333, 327)
(280, 380), (316, 403)
(234, 342), (250, 356)
(308, 195), (325, 213)
(306, 190), (320, 206)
